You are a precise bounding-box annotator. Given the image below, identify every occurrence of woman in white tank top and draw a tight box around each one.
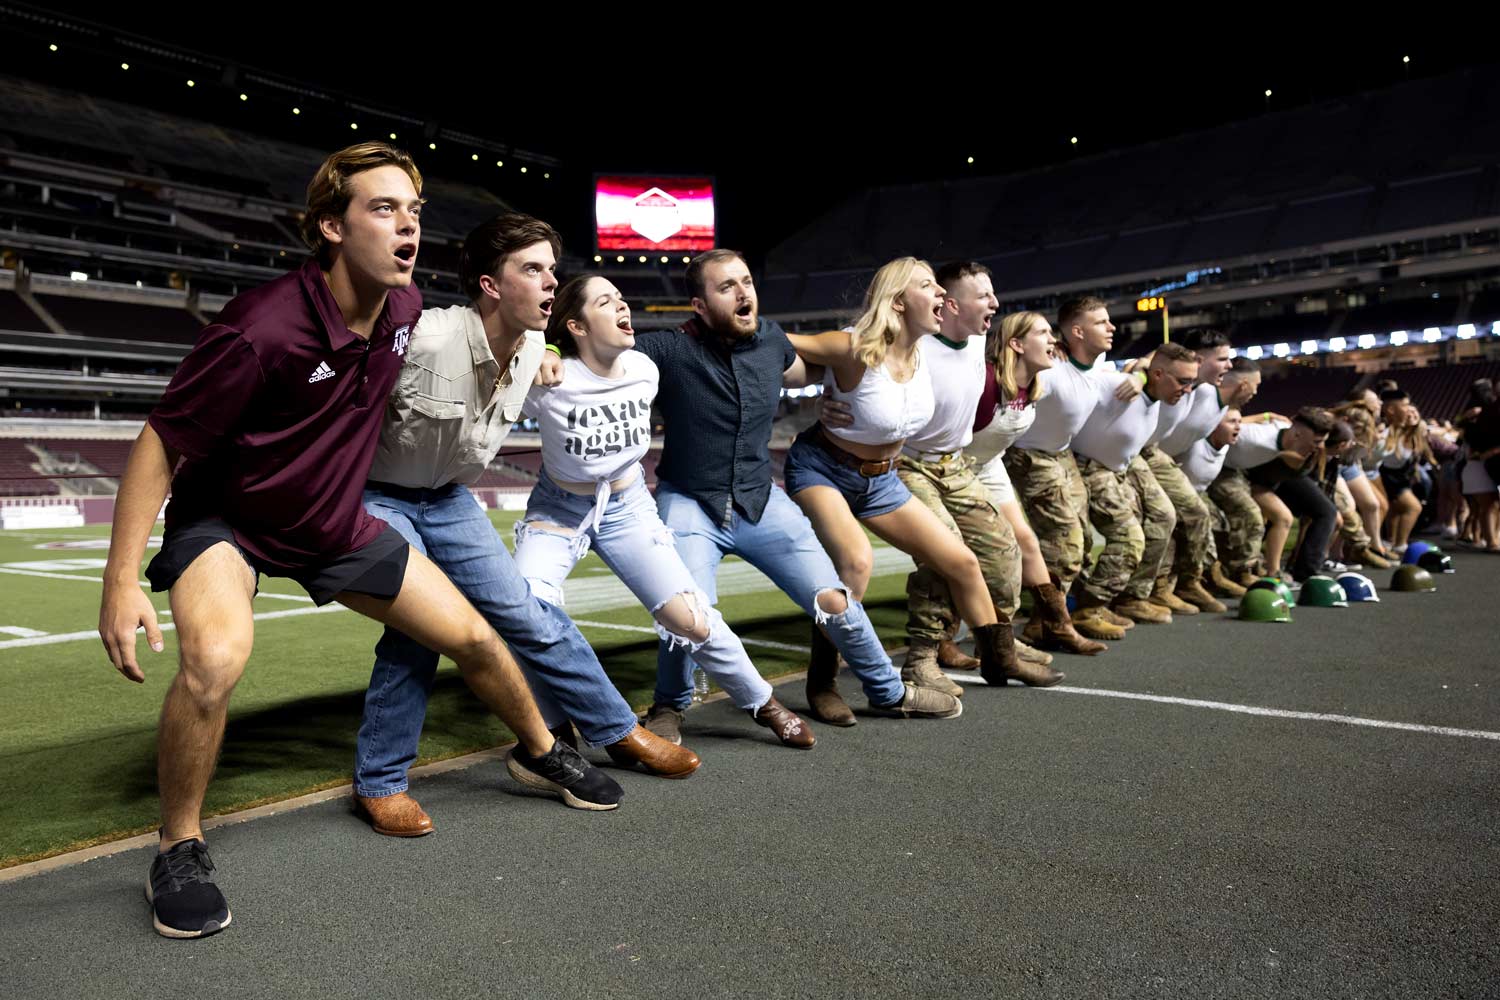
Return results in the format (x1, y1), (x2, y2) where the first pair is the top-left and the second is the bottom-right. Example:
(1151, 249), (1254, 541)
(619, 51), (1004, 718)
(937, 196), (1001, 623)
(781, 257), (1010, 676)
(969, 311), (1105, 655)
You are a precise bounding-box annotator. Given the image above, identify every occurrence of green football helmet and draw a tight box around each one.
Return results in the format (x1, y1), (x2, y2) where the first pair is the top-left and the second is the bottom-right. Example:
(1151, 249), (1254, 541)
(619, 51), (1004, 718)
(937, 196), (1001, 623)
(1297, 575), (1349, 608)
(1239, 588), (1293, 622)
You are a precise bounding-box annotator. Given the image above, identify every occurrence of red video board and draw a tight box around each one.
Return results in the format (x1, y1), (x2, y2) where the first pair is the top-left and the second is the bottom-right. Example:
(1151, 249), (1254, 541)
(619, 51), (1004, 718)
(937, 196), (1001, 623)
(595, 175), (715, 252)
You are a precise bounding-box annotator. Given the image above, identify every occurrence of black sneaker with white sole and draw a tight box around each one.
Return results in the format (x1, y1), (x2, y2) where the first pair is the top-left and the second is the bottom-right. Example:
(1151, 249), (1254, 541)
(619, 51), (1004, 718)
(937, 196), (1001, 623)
(146, 839), (231, 939)
(506, 740), (624, 811)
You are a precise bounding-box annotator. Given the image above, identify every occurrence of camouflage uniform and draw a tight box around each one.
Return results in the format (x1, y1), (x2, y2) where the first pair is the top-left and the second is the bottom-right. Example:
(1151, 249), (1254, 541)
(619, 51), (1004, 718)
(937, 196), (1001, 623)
(1123, 454), (1177, 599)
(1144, 445), (1213, 585)
(900, 453), (1022, 644)
(1207, 466), (1264, 575)
(1073, 455), (1146, 607)
(1002, 447), (1090, 589)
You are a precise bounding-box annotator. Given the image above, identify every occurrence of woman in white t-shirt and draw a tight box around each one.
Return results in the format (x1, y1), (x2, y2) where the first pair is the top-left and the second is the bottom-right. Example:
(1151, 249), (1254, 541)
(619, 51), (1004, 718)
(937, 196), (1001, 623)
(967, 311), (1105, 656)
(513, 275), (813, 750)
(784, 257), (1020, 685)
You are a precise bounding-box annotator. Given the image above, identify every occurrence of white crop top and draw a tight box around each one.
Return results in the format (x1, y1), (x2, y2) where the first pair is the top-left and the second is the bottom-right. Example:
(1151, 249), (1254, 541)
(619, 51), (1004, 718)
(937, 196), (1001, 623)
(823, 348), (936, 447)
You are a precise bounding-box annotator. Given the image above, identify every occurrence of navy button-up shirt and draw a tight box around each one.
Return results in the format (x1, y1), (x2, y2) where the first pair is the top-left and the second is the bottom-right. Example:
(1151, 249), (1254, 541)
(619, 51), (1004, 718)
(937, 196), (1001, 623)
(634, 316), (797, 526)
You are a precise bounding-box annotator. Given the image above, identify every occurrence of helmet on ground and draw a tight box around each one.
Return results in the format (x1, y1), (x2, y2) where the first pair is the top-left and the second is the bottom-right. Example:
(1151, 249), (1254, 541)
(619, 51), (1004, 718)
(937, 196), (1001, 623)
(1401, 541), (1435, 565)
(1417, 550), (1454, 574)
(1248, 577), (1296, 606)
(1239, 588), (1293, 622)
(1337, 572), (1380, 603)
(1297, 576), (1348, 607)
(1390, 565), (1437, 592)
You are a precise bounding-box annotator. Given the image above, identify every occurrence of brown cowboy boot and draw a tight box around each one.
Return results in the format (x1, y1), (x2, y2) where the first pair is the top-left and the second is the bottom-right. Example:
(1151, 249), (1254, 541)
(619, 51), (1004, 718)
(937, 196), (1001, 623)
(975, 615), (1064, 687)
(1030, 578), (1106, 655)
(805, 622), (856, 726)
(936, 637), (981, 671)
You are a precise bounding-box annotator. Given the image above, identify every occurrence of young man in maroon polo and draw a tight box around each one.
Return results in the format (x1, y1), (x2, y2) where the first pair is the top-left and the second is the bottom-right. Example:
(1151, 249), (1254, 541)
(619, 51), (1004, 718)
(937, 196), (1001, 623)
(97, 143), (620, 940)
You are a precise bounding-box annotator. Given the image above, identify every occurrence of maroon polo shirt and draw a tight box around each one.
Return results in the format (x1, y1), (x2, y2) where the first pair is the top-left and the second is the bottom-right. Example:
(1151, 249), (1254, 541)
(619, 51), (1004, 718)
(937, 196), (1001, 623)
(149, 258), (422, 573)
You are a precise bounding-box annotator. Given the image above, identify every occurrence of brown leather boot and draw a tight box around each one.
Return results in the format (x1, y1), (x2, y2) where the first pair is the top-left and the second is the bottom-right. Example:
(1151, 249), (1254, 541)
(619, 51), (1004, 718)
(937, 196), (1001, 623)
(354, 792), (435, 838)
(1149, 577), (1199, 615)
(975, 618), (1064, 687)
(805, 622), (856, 727)
(1072, 606), (1127, 641)
(1208, 561), (1247, 597)
(605, 725), (702, 778)
(751, 697), (816, 749)
(936, 637), (981, 671)
(1030, 579), (1106, 655)
(1174, 576), (1228, 613)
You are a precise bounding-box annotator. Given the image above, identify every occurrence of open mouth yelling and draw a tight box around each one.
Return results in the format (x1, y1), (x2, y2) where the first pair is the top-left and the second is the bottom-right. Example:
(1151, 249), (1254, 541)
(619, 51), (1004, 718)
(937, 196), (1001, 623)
(393, 243), (417, 270)
(616, 314), (634, 335)
(539, 297), (554, 318)
(735, 303), (753, 322)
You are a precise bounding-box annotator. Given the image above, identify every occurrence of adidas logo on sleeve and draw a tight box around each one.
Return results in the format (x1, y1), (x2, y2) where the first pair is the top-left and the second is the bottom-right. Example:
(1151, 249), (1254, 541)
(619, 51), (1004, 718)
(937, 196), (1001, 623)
(308, 361), (336, 384)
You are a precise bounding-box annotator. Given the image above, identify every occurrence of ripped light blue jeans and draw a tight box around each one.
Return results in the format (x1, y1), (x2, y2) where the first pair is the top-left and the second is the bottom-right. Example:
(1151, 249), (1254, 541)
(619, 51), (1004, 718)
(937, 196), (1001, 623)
(653, 479), (906, 711)
(512, 468), (774, 714)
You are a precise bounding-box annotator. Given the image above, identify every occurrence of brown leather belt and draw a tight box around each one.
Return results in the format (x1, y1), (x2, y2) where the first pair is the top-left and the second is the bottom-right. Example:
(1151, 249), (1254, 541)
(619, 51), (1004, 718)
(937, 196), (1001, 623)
(811, 424), (899, 477)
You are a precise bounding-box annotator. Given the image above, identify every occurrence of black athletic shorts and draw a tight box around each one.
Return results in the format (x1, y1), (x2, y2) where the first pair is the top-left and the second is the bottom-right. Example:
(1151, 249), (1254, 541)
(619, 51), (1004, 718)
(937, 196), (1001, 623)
(144, 516), (409, 606)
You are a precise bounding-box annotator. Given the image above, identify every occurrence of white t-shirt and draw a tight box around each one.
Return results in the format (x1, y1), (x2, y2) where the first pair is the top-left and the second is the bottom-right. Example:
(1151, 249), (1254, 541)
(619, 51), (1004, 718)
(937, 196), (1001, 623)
(1070, 374), (1162, 473)
(902, 335), (986, 457)
(1159, 383), (1229, 458)
(1225, 421), (1287, 470)
(525, 352), (656, 484)
(1180, 437), (1230, 492)
(1147, 391), (1196, 449)
(1012, 357), (1108, 453)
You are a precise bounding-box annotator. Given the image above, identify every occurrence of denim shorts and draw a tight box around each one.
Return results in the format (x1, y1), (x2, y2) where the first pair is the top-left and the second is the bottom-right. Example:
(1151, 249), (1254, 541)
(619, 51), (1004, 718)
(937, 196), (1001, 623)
(1338, 462), (1363, 483)
(782, 427), (912, 519)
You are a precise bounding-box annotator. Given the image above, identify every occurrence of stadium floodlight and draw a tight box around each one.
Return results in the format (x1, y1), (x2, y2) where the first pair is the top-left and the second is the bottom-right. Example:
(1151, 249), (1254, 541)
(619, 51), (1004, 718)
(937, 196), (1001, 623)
(660, 256), (669, 263)
(616, 256), (625, 263)
(1422, 327), (1442, 343)
(121, 62), (129, 70)
(350, 123), (359, 131)
(1069, 136), (1078, 144)
(1246, 345), (1264, 360)
(49, 44), (57, 52)
(544, 173), (551, 179)
(186, 79), (195, 88)
(1273, 342), (1290, 357)
(967, 156), (974, 164)
(239, 93), (248, 101)
(1358, 333), (1376, 349)
(428, 142), (436, 150)
(389, 132), (397, 140)
(292, 107), (300, 115)
(520, 166), (528, 174)
(1390, 330), (1408, 346)
(1301, 340), (1318, 355)
(496, 160), (503, 167)
(593, 255), (603, 263)
(1403, 55), (1410, 64)
(1329, 337), (1347, 352)
(682, 256), (691, 263)
(1457, 324), (1476, 339)
(69, 271), (88, 282)
(638, 256), (647, 263)
(1492, 321), (1500, 336)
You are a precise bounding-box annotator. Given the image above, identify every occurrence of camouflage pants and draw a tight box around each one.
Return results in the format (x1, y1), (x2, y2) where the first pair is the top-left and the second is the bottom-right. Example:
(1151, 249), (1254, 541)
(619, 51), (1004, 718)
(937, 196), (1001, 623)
(1199, 492), (1222, 566)
(1144, 446), (1213, 584)
(899, 453), (1022, 644)
(1124, 454), (1177, 598)
(1074, 455), (1145, 606)
(1333, 475), (1371, 549)
(1207, 466), (1264, 575)
(1003, 447), (1089, 590)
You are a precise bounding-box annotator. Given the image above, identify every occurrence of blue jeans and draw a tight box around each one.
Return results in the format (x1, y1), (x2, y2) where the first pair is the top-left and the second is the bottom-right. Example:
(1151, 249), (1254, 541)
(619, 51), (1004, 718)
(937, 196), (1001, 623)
(652, 479), (906, 710)
(782, 426), (912, 518)
(354, 482), (638, 798)
(514, 470), (773, 713)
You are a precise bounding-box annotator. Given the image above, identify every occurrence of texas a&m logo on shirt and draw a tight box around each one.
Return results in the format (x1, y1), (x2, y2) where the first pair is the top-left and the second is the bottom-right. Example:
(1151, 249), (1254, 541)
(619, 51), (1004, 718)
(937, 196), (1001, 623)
(393, 325), (412, 357)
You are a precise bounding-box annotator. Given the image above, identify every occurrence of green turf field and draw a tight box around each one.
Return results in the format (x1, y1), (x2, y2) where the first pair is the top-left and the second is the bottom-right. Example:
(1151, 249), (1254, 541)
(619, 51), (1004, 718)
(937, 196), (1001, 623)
(0, 512), (915, 867)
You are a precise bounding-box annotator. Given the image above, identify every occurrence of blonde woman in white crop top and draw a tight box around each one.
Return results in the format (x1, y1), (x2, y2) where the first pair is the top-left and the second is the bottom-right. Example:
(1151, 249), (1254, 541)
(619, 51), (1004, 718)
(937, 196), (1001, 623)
(781, 257), (1010, 678)
(513, 275), (814, 748)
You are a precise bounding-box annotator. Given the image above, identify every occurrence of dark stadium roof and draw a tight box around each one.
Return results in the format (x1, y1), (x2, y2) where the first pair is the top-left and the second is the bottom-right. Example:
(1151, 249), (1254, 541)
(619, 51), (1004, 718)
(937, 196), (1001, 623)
(5, 5), (1498, 260)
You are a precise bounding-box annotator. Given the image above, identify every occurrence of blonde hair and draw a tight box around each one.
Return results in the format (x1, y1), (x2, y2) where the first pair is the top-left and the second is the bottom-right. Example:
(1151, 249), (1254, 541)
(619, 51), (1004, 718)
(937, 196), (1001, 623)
(987, 311), (1048, 404)
(301, 142), (424, 266)
(1386, 406), (1436, 465)
(851, 257), (930, 369)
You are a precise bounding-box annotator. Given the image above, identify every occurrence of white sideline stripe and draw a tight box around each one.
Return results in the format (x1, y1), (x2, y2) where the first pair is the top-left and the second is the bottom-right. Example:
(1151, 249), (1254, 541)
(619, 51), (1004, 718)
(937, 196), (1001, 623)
(1040, 684), (1500, 742)
(0, 605), (349, 650)
(572, 619), (805, 652)
(0, 566), (311, 601)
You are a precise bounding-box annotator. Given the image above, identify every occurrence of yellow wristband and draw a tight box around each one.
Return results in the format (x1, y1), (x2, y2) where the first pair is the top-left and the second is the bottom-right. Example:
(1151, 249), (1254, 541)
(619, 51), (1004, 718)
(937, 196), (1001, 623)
(1135, 371), (1148, 386)
(544, 343), (562, 356)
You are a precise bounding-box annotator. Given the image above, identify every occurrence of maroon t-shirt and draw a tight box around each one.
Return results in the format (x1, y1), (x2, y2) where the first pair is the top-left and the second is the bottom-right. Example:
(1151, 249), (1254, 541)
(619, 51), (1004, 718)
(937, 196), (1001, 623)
(149, 258), (422, 573)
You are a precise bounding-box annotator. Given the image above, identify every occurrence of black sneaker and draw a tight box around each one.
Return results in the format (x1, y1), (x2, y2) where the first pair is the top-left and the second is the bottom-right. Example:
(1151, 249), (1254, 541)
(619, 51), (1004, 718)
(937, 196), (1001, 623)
(146, 839), (231, 939)
(506, 740), (624, 811)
